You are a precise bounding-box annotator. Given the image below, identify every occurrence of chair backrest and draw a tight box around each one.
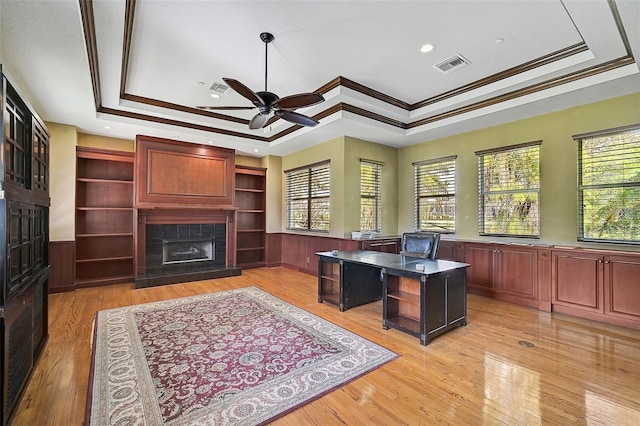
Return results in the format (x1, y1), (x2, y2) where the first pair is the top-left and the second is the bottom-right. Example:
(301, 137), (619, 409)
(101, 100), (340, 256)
(400, 232), (440, 259)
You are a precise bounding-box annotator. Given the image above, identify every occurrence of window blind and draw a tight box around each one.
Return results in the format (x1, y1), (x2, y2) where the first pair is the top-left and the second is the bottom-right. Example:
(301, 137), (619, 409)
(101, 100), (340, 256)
(476, 142), (540, 237)
(285, 161), (330, 231)
(576, 126), (640, 244)
(360, 160), (382, 231)
(413, 156), (456, 233)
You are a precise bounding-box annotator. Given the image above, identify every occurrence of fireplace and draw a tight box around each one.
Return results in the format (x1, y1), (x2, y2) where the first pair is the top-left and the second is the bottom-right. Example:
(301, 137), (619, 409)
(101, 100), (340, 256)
(133, 137), (241, 288)
(135, 210), (241, 288)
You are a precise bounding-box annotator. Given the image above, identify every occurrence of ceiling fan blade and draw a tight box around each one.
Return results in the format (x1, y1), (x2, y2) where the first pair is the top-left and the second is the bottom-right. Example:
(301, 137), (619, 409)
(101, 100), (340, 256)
(196, 106), (256, 111)
(275, 110), (319, 127)
(274, 92), (325, 110)
(223, 78), (265, 106)
(249, 113), (270, 129)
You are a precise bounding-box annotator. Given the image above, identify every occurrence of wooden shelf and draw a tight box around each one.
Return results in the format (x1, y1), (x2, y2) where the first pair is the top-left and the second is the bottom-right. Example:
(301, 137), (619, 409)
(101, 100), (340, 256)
(77, 177), (133, 184)
(76, 256), (134, 263)
(387, 290), (420, 305)
(76, 147), (134, 287)
(386, 315), (421, 334)
(320, 273), (340, 282)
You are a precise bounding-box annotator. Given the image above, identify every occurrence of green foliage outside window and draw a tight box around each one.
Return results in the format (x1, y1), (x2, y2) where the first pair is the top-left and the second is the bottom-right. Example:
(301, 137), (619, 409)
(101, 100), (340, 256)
(414, 157), (456, 233)
(286, 162), (330, 232)
(578, 127), (640, 243)
(477, 143), (540, 237)
(360, 161), (381, 232)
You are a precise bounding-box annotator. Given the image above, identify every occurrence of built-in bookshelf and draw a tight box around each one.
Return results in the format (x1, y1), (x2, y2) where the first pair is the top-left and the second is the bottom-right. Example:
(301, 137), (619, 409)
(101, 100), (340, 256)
(75, 147), (134, 287)
(235, 165), (266, 268)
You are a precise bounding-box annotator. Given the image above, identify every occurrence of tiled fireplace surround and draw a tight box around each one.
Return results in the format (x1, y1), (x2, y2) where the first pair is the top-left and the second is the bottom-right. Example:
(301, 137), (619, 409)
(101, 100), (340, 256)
(135, 210), (241, 288)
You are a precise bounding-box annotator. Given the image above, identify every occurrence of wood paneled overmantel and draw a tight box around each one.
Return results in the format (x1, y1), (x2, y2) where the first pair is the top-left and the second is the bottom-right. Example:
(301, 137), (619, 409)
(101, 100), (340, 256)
(134, 135), (235, 209)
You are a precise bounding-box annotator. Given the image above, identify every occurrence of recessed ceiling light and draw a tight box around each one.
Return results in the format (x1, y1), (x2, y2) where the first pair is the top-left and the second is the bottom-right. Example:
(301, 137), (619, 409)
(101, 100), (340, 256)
(494, 38), (504, 45)
(254, 149), (259, 153)
(420, 43), (435, 53)
(104, 125), (111, 129)
(210, 93), (221, 99)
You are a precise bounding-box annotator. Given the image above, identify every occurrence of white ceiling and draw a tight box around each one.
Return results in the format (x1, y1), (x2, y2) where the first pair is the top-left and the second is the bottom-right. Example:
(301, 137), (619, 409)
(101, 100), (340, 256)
(1, 0), (639, 157)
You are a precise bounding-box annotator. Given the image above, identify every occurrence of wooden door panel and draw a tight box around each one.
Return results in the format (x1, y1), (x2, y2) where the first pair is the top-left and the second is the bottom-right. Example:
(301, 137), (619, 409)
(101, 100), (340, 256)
(464, 245), (495, 289)
(499, 248), (537, 298)
(553, 252), (602, 312)
(606, 255), (640, 319)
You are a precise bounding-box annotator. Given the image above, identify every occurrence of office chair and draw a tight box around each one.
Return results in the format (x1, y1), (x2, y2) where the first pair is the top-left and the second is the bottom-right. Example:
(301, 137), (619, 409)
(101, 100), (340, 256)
(400, 232), (440, 259)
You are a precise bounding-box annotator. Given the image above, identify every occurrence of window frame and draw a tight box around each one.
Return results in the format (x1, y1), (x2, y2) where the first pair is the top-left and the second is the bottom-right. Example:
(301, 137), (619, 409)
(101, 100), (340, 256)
(574, 124), (640, 245)
(360, 159), (382, 232)
(284, 160), (331, 232)
(476, 141), (541, 238)
(413, 155), (457, 234)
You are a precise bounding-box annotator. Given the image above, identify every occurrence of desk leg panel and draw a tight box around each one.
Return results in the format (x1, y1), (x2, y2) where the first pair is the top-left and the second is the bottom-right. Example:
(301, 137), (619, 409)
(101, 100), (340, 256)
(342, 262), (382, 310)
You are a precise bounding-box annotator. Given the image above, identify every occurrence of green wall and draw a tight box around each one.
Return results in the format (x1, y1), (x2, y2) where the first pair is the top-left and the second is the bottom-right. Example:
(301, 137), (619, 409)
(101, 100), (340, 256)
(280, 136), (398, 238)
(397, 92), (640, 250)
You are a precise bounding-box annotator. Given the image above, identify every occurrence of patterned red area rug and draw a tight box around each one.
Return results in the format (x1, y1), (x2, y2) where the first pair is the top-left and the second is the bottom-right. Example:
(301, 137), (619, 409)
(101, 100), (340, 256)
(86, 287), (398, 425)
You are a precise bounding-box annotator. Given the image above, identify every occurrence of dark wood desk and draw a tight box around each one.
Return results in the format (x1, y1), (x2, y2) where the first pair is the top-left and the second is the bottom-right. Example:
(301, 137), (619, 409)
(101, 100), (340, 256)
(316, 250), (470, 345)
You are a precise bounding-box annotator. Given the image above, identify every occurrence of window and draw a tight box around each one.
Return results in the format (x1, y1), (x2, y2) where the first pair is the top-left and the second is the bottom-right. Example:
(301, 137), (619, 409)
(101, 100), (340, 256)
(285, 160), (330, 232)
(414, 156), (456, 233)
(360, 160), (382, 231)
(476, 141), (541, 237)
(575, 125), (640, 244)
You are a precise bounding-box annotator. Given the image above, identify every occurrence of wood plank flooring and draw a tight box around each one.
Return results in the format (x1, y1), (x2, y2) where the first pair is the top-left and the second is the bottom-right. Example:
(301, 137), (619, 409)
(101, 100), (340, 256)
(12, 267), (640, 425)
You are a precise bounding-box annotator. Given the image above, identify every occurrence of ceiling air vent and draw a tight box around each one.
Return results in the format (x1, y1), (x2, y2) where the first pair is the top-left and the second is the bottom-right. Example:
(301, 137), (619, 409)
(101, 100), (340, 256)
(209, 82), (230, 94)
(434, 54), (470, 74)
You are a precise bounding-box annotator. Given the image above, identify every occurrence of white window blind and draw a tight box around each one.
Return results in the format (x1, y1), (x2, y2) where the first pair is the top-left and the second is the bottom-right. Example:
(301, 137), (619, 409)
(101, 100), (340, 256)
(414, 156), (456, 233)
(285, 160), (330, 232)
(360, 160), (382, 232)
(476, 142), (541, 237)
(575, 125), (640, 244)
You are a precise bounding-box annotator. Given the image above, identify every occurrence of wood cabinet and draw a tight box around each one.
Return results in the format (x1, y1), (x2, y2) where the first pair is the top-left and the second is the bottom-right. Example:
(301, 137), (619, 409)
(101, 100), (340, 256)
(436, 239), (460, 261)
(360, 237), (400, 253)
(235, 165), (266, 268)
(75, 147), (134, 287)
(552, 249), (640, 329)
(464, 242), (540, 308)
(1, 69), (50, 425)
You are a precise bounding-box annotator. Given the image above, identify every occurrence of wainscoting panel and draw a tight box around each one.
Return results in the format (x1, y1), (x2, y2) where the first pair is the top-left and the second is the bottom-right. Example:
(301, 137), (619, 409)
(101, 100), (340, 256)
(280, 234), (359, 276)
(49, 241), (75, 293)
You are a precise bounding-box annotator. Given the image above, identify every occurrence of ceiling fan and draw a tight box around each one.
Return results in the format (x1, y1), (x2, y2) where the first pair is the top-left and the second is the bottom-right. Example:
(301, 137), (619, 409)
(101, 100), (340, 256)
(197, 32), (325, 130)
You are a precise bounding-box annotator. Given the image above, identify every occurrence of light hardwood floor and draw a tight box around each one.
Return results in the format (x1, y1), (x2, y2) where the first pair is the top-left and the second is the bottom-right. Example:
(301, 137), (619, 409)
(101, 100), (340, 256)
(12, 267), (640, 425)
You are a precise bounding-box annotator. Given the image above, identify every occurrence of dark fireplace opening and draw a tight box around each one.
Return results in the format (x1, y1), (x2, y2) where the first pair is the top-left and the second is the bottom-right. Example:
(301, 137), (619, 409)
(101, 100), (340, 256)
(137, 223), (240, 288)
(163, 238), (214, 265)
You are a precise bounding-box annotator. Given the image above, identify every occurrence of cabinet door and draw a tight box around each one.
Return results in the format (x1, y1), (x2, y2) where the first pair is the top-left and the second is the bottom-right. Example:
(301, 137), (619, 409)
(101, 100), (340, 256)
(605, 254), (640, 321)
(552, 251), (603, 313)
(497, 247), (537, 299)
(464, 244), (495, 289)
(436, 240), (457, 261)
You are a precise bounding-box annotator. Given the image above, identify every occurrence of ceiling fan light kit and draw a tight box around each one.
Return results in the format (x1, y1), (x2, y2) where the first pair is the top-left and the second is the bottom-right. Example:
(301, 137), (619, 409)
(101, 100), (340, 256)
(198, 32), (324, 130)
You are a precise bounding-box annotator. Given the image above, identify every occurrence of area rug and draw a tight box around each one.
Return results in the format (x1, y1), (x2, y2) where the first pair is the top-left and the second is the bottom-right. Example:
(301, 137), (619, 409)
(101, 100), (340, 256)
(86, 286), (398, 425)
